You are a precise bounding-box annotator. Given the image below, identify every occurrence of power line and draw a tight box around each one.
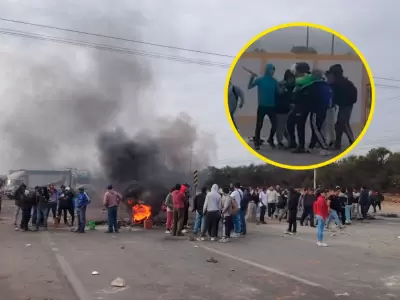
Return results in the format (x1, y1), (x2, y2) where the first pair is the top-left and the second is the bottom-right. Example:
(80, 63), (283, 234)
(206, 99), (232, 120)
(1, 17), (400, 84)
(0, 28), (230, 68)
(0, 17), (235, 58)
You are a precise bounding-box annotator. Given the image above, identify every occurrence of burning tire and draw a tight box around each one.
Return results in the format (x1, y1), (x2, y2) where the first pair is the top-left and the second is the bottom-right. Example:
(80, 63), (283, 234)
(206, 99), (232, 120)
(122, 181), (167, 224)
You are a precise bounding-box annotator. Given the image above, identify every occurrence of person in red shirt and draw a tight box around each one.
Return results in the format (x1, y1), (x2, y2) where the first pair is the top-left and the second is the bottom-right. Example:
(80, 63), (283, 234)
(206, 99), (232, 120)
(313, 189), (329, 247)
(171, 184), (185, 236)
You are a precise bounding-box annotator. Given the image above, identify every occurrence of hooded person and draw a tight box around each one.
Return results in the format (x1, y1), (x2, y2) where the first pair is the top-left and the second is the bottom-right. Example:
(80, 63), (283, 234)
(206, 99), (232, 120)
(327, 64), (357, 150)
(248, 63), (278, 150)
(292, 64), (330, 154)
(202, 184), (222, 241)
(219, 186), (234, 243)
(181, 184), (190, 232)
(228, 80), (245, 128)
(276, 69), (296, 148)
(171, 184), (185, 236)
(285, 188), (300, 235)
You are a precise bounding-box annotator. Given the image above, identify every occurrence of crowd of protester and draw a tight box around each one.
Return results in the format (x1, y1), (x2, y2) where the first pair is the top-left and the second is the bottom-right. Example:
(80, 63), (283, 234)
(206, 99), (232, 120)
(12, 183), (91, 233)
(164, 183), (384, 246)
(229, 62), (358, 154)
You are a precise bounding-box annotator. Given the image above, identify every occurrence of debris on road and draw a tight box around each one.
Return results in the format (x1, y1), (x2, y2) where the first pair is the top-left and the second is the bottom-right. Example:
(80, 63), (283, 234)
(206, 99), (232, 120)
(230, 268), (235, 272)
(188, 235), (194, 241)
(193, 245), (199, 248)
(206, 257), (218, 263)
(25, 244), (31, 247)
(91, 271), (100, 275)
(111, 277), (126, 287)
(334, 292), (350, 297)
(120, 245), (125, 249)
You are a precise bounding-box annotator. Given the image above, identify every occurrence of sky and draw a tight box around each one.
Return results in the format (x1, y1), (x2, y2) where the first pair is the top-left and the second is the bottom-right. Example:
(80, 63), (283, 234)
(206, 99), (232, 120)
(0, 0), (398, 172)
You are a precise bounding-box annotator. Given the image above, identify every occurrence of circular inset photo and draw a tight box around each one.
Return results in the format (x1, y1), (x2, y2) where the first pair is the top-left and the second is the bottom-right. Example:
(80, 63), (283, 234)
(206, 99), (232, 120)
(225, 23), (375, 170)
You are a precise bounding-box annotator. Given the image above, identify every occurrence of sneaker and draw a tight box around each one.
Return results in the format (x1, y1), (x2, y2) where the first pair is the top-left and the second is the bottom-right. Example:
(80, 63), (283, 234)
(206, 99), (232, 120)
(219, 238), (230, 243)
(319, 149), (331, 156)
(197, 237), (205, 241)
(165, 230), (171, 234)
(231, 233), (240, 238)
(267, 139), (276, 148)
(317, 242), (328, 247)
(181, 229), (188, 233)
(284, 230), (292, 235)
(210, 237), (216, 242)
(292, 147), (307, 154)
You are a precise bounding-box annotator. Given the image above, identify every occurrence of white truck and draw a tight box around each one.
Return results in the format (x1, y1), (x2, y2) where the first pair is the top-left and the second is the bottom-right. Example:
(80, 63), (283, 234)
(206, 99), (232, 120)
(3, 169), (89, 199)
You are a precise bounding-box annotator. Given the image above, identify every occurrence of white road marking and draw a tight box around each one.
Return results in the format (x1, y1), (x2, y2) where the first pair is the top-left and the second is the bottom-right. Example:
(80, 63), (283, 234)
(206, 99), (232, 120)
(45, 232), (90, 300)
(55, 253), (90, 300)
(199, 245), (323, 288)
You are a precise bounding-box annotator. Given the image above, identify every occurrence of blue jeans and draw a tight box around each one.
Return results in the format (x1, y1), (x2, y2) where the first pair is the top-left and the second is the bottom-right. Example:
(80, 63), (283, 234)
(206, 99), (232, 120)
(233, 213), (241, 234)
(239, 209), (247, 234)
(36, 206), (49, 229)
(326, 209), (341, 228)
(77, 206), (87, 233)
(107, 206), (118, 233)
(316, 215), (325, 242)
(345, 205), (352, 223)
(193, 211), (205, 234)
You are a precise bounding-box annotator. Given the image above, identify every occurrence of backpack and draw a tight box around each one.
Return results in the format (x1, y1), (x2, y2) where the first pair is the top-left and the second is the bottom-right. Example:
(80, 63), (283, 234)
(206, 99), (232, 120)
(347, 80), (358, 104)
(230, 197), (239, 215)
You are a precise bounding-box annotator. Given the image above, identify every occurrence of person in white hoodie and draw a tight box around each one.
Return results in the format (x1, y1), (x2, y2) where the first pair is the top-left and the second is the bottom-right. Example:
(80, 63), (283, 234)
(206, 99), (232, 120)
(267, 186), (279, 219)
(202, 184), (221, 241)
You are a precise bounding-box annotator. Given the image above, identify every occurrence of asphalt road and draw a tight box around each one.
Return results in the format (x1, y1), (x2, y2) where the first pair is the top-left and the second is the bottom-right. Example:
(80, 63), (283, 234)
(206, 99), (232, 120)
(1, 200), (400, 299)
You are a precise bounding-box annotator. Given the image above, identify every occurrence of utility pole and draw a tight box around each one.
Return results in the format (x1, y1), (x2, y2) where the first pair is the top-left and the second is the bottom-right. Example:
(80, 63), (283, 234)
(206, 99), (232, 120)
(330, 34), (335, 55)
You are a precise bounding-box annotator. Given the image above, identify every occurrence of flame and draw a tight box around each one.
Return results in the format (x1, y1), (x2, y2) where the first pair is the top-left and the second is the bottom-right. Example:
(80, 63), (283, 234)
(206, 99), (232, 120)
(132, 203), (152, 224)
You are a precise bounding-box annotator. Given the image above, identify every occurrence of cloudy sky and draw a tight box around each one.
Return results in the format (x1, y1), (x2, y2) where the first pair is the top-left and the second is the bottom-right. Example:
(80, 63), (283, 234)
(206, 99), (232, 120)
(0, 0), (398, 172)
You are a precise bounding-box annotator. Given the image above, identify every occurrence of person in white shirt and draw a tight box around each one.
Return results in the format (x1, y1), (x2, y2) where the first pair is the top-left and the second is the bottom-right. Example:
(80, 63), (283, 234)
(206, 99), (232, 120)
(266, 186), (279, 219)
(230, 183), (243, 237)
(258, 188), (268, 224)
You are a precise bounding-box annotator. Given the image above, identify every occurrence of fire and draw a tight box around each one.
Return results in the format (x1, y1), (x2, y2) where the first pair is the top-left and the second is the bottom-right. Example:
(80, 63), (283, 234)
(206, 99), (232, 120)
(132, 203), (152, 224)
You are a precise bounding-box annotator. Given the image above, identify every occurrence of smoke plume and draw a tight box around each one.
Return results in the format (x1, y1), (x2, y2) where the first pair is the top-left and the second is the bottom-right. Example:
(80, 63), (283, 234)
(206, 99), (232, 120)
(0, 21), (216, 210)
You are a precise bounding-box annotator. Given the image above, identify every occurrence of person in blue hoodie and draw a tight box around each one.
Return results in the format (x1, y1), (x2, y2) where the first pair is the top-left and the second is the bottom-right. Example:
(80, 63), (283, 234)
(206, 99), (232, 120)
(248, 63), (278, 150)
(75, 186), (90, 233)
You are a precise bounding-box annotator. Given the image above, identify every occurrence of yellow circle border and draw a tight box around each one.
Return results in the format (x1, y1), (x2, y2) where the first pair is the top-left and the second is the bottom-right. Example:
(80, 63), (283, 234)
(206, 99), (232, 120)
(224, 22), (376, 171)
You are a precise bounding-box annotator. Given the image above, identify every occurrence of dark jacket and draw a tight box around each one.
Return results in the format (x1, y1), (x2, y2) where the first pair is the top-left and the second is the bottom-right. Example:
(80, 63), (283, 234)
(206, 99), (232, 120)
(338, 193), (347, 208)
(276, 82), (294, 114)
(359, 189), (370, 205)
(193, 192), (206, 214)
(294, 80), (332, 113)
(14, 184), (26, 206)
(20, 192), (35, 210)
(330, 77), (357, 107)
(241, 191), (251, 212)
(287, 190), (300, 211)
(303, 194), (316, 207)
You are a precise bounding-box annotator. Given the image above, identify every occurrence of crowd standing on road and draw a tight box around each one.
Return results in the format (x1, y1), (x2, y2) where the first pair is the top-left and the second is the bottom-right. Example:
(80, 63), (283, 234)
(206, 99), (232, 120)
(164, 183), (384, 246)
(11, 183), (91, 233)
(232, 62), (358, 154)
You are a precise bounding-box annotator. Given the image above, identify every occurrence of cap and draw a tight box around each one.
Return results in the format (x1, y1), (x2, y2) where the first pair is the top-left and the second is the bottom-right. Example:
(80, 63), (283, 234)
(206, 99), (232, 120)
(328, 64), (343, 76)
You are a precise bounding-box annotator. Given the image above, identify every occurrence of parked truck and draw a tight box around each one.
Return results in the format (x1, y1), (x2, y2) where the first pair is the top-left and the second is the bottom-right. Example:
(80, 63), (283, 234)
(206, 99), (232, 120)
(3, 169), (90, 199)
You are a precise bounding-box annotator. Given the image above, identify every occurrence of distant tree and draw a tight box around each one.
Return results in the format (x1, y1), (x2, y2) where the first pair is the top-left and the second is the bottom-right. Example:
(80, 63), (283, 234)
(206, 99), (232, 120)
(202, 148), (400, 192)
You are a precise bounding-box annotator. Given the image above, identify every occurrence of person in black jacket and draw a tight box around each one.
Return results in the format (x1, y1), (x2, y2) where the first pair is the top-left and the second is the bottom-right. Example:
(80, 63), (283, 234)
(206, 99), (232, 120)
(326, 64), (357, 150)
(359, 186), (370, 220)
(338, 188), (348, 225)
(276, 70), (295, 148)
(240, 188), (251, 235)
(192, 186), (207, 236)
(300, 188), (316, 227)
(19, 189), (35, 231)
(13, 183), (26, 226)
(285, 188), (300, 235)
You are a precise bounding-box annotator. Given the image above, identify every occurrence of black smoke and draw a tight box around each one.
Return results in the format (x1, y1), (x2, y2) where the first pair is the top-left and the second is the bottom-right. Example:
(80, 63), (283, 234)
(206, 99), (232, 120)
(96, 114), (216, 217)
